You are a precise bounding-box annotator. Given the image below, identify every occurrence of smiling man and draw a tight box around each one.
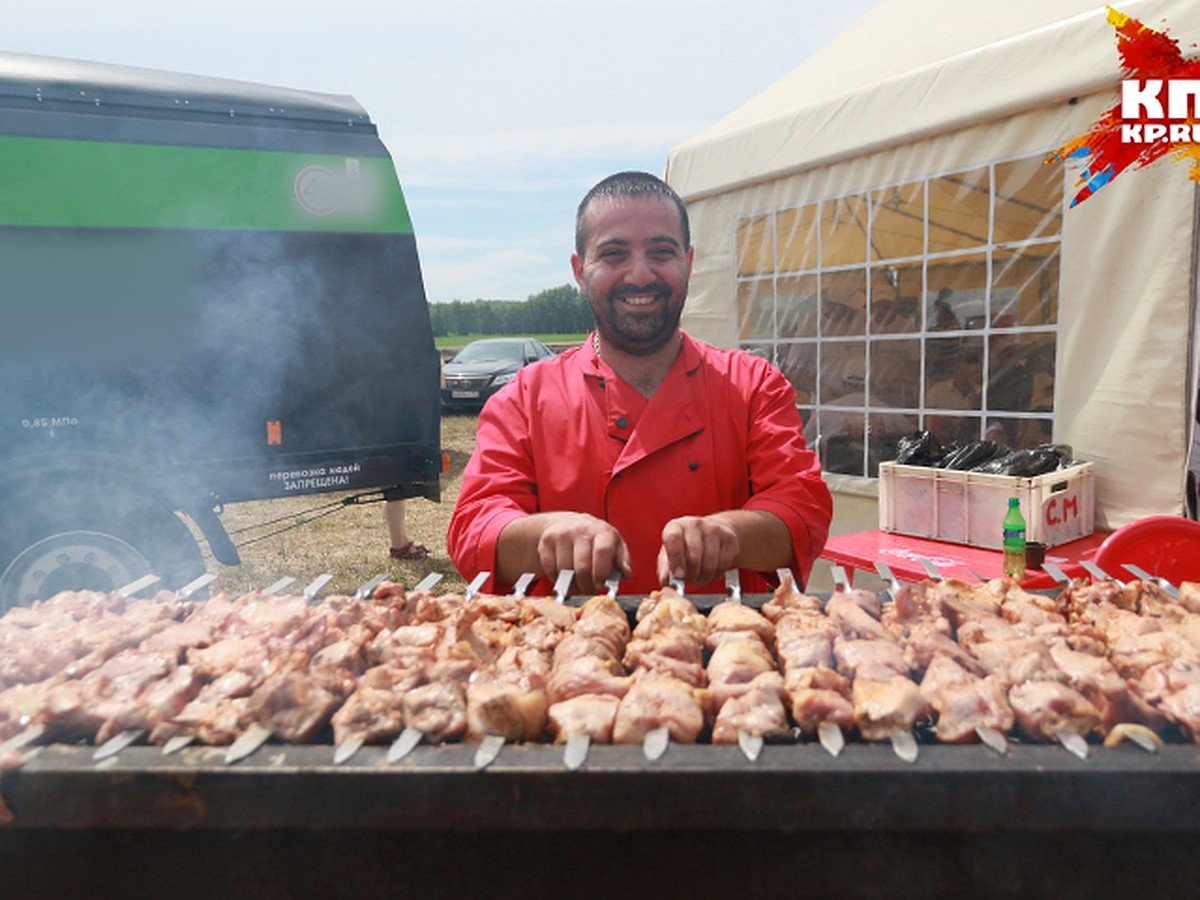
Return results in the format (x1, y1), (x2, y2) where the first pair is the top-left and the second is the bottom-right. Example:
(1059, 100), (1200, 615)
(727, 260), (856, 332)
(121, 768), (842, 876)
(447, 171), (832, 596)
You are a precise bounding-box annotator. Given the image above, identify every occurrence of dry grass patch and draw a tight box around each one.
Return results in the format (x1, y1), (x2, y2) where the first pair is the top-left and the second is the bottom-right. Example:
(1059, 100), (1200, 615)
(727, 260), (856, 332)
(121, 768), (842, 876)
(207, 412), (479, 597)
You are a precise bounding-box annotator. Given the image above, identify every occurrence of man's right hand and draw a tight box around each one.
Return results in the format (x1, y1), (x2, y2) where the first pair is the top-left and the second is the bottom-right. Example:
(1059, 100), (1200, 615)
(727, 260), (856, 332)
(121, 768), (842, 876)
(536, 512), (631, 596)
(497, 511), (631, 597)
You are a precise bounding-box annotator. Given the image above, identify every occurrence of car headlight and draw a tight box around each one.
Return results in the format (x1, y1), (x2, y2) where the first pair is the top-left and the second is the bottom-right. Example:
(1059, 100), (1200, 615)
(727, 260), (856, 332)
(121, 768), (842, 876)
(492, 372), (516, 386)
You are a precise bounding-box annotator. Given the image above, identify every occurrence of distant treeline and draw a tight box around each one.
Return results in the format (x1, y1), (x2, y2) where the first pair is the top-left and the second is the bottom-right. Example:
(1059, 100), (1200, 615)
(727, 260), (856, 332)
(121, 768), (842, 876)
(429, 284), (594, 337)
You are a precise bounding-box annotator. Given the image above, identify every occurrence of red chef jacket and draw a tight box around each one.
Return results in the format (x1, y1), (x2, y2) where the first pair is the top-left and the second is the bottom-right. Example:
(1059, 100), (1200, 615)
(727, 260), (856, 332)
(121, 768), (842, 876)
(447, 332), (832, 596)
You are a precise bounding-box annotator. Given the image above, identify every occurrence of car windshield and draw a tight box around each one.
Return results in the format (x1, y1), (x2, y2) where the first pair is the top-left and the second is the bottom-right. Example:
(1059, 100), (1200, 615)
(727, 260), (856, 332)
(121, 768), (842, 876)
(452, 342), (525, 364)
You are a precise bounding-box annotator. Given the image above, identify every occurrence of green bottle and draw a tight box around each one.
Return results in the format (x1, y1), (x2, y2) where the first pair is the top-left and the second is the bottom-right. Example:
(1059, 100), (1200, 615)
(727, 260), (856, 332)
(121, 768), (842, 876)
(1002, 497), (1026, 581)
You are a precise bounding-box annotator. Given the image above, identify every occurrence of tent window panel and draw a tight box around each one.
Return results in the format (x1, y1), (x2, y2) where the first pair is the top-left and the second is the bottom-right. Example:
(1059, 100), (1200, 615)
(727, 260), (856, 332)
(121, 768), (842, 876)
(736, 214), (775, 277)
(870, 269), (917, 334)
(777, 274), (820, 338)
(891, 264), (923, 334)
(994, 156), (1064, 243)
(925, 253), (989, 330)
(741, 342), (774, 363)
(993, 245), (1059, 326)
(988, 331), (1056, 413)
(737, 278), (775, 340)
(926, 335), (984, 411)
(869, 412), (920, 477)
(925, 414), (982, 447)
(821, 269), (867, 337)
(870, 337), (921, 409)
(778, 342), (817, 404)
(987, 415), (1053, 450)
(817, 415), (867, 476)
(776, 204), (820, 273)
(820, 340), (866, 406)
(821, 196), (869, 267)
(927, 167), (990, 254)
(733, 151), (1061, 480)
(870, 181), (925, 261)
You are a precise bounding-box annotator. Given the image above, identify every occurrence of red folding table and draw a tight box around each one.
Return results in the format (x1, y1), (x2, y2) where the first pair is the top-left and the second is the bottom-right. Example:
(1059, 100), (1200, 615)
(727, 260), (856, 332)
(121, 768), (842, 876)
(820, 529), (1110, 590)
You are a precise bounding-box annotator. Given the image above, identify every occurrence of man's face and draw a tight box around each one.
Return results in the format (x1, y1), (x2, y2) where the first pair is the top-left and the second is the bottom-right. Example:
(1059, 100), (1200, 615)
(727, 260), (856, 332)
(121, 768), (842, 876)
(571, 194), (693, 356)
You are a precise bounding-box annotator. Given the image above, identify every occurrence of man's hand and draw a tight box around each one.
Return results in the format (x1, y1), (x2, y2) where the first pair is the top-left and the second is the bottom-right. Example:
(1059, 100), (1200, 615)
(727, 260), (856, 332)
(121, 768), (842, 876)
(498, 511), (631, 596)
(537, 512), (631, 595)
(656, 509), (796, 588)
(656, 515), (740, 587)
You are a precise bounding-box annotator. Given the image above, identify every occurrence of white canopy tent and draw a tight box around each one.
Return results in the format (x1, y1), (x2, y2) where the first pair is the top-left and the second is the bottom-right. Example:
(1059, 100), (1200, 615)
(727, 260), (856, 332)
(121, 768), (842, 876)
(667, 0), (1200, 542)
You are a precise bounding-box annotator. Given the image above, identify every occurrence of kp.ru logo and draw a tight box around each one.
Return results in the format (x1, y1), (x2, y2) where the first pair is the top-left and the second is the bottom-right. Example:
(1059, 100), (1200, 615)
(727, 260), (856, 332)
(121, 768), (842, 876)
(1118, 79), (1200, 144)
(1049, 7), (1200, 205)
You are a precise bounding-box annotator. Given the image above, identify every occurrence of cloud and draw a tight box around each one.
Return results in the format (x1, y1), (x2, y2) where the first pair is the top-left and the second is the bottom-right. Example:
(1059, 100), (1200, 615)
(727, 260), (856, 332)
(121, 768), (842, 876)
(423, 246), (564, 302)
(385, 120), (700, 189)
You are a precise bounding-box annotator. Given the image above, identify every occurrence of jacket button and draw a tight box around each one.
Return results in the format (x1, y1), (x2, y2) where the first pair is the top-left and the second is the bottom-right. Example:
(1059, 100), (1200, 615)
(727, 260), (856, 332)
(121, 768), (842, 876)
(599, 378), (606, 388)
(689, 461), (699, 471)
(615, 416), (628, 429)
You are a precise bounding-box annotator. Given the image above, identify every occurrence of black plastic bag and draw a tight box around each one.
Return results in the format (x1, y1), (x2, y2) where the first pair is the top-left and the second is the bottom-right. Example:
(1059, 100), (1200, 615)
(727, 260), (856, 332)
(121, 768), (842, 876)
(941, 440), (1008, 471)
(894, 430), (944, 466)
(971, 443), (1076, 476)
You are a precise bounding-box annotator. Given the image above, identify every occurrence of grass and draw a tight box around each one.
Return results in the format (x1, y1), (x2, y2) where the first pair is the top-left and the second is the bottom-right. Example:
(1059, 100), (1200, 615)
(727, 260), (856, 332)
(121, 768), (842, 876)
(207, 412), (479, 598)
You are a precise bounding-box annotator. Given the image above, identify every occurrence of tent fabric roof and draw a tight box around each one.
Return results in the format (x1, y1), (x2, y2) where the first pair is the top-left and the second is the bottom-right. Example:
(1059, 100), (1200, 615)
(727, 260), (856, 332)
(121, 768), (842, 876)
(666, 0), (1196, 201)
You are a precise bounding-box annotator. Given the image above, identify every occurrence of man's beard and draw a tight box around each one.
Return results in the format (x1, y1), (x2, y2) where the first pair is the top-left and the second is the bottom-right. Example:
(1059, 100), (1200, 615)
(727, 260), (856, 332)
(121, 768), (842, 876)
(590, 282), (684, 356)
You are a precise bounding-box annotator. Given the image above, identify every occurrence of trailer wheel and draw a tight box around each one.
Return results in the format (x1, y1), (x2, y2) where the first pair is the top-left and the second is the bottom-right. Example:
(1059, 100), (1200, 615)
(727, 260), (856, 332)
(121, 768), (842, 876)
(0, 507), (206, 612)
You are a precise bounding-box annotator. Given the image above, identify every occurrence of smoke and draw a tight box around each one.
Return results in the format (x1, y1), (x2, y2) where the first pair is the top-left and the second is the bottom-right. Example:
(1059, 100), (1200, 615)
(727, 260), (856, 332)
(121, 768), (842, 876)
(1, 224), (440, 512)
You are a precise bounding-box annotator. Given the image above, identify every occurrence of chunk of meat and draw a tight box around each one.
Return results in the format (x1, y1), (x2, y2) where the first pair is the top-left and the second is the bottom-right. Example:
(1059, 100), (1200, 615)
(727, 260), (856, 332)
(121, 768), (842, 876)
(402, 682), (467, 743)
(834, 638), (909, 682)
(705, 602), (775, 648)
(612, 675), (706, 745)
(852, 676), (928, 741)
(826, 593), (890, 641)
(547, 694), (621, 743)
(465, 679), (547, 743)
(546, 655), (632, 704)
(919, 654), (1013, 744)
(1008, 681), (1100, 741)
(711, 674), (789, 743)
(1049, 643), (1165, 733)
(623, 626), (706, 687)
(706, 637), (777, 709)
(330, 664), (419, 746)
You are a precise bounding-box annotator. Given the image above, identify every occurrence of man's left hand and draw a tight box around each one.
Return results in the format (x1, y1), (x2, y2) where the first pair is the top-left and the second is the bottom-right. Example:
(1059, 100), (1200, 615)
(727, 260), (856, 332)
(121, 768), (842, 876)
(656, 515), (740, 587)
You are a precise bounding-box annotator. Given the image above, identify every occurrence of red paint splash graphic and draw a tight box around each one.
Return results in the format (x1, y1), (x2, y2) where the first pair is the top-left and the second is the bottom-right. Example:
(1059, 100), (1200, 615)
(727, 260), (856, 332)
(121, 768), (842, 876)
(1049, 7), (1200, 206)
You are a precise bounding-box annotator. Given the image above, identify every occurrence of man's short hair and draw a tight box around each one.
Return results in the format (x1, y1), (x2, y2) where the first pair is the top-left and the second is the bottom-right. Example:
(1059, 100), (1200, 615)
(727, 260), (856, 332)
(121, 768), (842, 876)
(575, 171), (691, 255)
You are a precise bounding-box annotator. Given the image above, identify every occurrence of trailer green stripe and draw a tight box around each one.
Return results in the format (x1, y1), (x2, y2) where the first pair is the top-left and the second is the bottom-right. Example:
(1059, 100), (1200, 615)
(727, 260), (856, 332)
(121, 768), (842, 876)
(0, 134), (413, 233)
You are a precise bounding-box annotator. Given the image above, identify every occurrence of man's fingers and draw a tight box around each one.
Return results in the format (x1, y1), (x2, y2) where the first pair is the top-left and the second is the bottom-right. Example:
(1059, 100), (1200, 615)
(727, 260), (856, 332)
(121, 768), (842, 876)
(573, 537), (604, 595)
(588, 530), (627, 593)
(659, 516), (739, 586)
(535, 513), (630, 596)
(538, 535), (573, 587)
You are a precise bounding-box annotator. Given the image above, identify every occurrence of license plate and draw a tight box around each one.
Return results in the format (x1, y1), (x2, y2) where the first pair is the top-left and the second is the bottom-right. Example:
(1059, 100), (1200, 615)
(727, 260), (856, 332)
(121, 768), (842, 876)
(451, 390), (480, 399)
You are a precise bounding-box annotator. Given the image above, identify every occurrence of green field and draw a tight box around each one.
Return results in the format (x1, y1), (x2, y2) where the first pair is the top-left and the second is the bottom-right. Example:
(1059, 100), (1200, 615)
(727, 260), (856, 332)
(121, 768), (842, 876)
(435, 333), (588, 351)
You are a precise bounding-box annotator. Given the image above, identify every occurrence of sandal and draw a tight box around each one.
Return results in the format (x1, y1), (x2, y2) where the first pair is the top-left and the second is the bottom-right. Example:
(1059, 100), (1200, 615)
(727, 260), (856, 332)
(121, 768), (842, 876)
(389, 541), (430, 560)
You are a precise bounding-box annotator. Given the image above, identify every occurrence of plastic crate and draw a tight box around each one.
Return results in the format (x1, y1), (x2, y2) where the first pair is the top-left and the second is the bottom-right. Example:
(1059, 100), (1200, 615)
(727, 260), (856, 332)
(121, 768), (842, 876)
(878, 461), (1095, 549)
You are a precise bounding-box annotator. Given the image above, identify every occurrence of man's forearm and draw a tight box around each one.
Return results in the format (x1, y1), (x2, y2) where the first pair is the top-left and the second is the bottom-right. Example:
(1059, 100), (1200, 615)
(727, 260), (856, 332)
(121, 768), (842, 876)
(712, 509), (797, 571)
(495, 513), (558, 585)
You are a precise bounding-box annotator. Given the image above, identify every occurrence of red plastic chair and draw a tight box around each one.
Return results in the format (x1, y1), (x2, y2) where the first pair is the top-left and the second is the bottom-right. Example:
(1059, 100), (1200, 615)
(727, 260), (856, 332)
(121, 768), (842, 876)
(1092, 515), (1200, 584)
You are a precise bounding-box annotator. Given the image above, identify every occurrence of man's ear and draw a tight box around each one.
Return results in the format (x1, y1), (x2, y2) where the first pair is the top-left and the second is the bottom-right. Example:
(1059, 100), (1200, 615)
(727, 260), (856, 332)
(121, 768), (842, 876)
(571, 252), (586, 291)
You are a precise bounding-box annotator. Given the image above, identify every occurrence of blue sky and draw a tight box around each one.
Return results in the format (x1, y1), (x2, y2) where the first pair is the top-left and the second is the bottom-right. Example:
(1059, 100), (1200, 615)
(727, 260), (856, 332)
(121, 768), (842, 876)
(7, 0), (879, 303)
